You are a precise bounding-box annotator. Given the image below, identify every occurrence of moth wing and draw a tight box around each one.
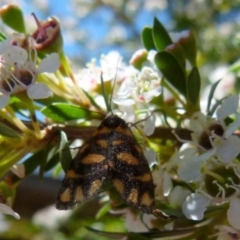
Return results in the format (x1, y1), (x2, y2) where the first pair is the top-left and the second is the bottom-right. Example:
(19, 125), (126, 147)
(56, 137), (109, 210)
(110, 131), (155, 214)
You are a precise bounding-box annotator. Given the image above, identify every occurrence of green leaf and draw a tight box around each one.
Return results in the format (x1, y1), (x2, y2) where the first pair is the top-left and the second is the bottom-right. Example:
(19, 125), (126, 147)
(41, 103), (90, 122)
(53, 162), (63, 178)
(141, 27), (156, 50)
(178, 31), (197, 66)
(155, 51), (187, 96)
(187, 67), (201, 105)
(0, 4), (26, 33)
(0, 122), (20, 138)
(206, 79), (221, 115)
(86, 226), (196, 239)
(152, 17), (172, 51)
(165, 43), (186, 70)
(208, 99), (222, 117)
(0, 31), (6, 41)
(59, 131), (72, 172)
(44, 152), (60, 172)
(39, 143), (65, 178)
(95, 203), (111, 220)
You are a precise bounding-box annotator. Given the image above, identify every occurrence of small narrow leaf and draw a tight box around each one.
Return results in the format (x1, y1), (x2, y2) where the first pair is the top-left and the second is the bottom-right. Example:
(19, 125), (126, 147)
(0, 122), (20, 138)
(206, 79), (221, 115)
(152, 17), (172, 51)
(44, 153), (60, 172)
(0, 31), (6, 41)
(95, 203), (111, 220)
(41, 103), (90, 122)
(0, 4), (26, 33)
(59, 131), (72, 172)
(141, 27), (156, 50)
(187, 67), (201, 105)
(155, 51), (187, 96)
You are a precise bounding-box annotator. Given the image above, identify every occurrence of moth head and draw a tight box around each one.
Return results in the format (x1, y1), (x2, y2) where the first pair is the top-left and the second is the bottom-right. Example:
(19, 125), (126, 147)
(103, 115), (126, 128)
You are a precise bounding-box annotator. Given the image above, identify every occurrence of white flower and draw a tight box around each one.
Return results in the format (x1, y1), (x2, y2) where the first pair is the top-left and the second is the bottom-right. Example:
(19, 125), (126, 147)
(189, 95), (240, 163)
(0, 203), (20, 219)
(182, 163), (240, 229)
(0, 44), (60, 108)
(113, 64), (161, 106)
(137, 67), (161, 103)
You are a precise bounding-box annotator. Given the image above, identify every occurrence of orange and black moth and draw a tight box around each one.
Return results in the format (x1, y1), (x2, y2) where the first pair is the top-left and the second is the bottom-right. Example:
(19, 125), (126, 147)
(56, 114), (155, 214)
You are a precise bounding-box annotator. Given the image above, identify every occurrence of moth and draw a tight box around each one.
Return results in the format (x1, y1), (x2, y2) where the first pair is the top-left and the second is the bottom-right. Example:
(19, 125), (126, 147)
(56, 114), (155, 214)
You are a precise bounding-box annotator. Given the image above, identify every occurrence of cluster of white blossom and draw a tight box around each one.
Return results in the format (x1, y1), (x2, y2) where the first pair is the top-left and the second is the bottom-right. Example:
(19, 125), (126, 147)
(0, 35), (59, 109)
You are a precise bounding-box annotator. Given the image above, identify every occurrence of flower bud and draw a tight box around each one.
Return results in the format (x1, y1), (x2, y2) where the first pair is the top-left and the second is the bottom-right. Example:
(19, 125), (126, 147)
(129, 49), (148, 69)
(0, 4), (26, 33)
(31, 13), (63, 54)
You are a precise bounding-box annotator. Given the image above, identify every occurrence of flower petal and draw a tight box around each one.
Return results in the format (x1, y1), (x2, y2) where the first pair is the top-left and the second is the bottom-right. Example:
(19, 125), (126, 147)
(215, 135), (240, 162)
(168, 186), (191, 208)
(163, 172), (173, 197)
(27, 83), (52, 99)
(116, 78), (134, 99)
(0, 203), (20, 219)
(227, 198), (240, 230)
(216, 95), (239, 121)
(113, 98), (135, 106)
(143, 87), (161, 103)
(189, 112), (208, 133)
(11, 164), (25, 178)
(3, 46), (28, 65)
(182, 193), (209, 221)
(144, 147), (156, 167)
(0, 94), (10, 109)
(38, 53), (60, 73)
(177, 151), (203, 182)
(143, 113), (156, 136)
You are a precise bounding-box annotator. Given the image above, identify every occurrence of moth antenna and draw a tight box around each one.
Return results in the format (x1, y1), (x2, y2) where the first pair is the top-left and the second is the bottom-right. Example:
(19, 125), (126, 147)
(128, 111), (155, 146)
(100, 72), (111, 113)
(131, 110), (155, 127)
(109, 58), (121, 114)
